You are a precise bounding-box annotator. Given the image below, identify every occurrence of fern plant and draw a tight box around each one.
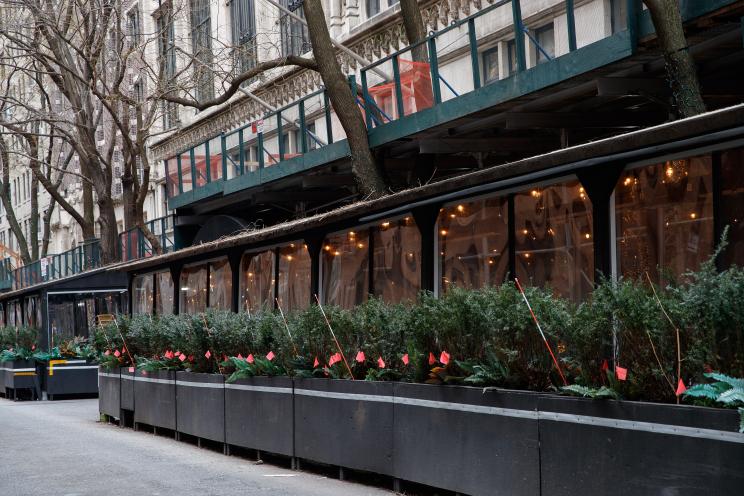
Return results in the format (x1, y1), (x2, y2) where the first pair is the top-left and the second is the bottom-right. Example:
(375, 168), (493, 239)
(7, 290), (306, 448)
(561, 384), (620, 400)
(684, 372), (744, 432)
(223, 356), (286, 383)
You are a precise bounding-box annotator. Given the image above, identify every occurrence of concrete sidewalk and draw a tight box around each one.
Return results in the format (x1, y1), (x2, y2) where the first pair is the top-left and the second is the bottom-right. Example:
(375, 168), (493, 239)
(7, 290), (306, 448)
(0, 398), (392, 495)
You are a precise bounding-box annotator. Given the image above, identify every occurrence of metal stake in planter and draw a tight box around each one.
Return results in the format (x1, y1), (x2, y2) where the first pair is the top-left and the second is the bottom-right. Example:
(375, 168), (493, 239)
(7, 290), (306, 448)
(314, 294), (355, 380)
(275, 298), (299, 356)
(112, 318), (136, 368)
(514, 278), (568, 387)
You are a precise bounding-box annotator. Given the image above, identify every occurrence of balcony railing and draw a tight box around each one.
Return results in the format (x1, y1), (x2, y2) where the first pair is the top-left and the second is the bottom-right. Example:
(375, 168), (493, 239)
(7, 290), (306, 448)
(2, 240), (103, 292)
(119, 215), (177, 262)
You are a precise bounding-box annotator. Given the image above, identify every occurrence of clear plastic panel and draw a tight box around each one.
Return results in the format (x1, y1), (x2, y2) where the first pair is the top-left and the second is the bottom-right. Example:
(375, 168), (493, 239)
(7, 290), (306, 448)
(373, 216), (421, 304)
(321, 228), (369, 308)
(208, 136), (223, 181)
(132, 274), (154, 315)
(615, 156), (713, 286)
(209, 257), (233, 310)
(155, 270), (175, 315)
(180, 152), (193, 192)
(179, 263), (208, 314)
(193, 143), (208, 186)
(438, 196), (509, 292)
(277, 241), (311, 312)
(240, 250), (275, 314)
(224, 131), (242, 179)
(515, 180), (594, 302)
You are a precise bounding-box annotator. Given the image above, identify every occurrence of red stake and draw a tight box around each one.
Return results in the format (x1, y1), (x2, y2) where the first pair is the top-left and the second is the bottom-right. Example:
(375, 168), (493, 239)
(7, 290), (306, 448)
(514, 278), (568, 386)
(314, 295), (355, 380)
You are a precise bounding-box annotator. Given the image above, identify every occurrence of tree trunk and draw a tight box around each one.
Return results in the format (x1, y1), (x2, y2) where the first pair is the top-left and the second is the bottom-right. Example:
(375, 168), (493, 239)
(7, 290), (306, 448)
(97, 195), (120, 264)
(41, 201), (55, 257)
(0, 135), (31, 264)
(399, 0), (428, 62)
(303, 0), (388, 198)
(643, 0), (705, 118)
(29, 172), (39, 261)
(81, 171), (96, 241)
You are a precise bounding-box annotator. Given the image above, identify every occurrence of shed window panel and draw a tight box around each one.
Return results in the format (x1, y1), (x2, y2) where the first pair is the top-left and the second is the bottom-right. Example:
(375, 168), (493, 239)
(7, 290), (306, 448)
(209, 258), (233, 310)
(133, 274), (154, 315)
(615, 156), (713, 285)
(438, 197), (509, 292)
(515, 180), (594, 302)
(155, 271), (175, 315)
(720, 147), (744, 268)
(277, 242), (311, 312)
(180, 263), (208, 314)
(322, 229), (370, 308)
(240, 250), (275, 313)
(373, 216), (421, 303)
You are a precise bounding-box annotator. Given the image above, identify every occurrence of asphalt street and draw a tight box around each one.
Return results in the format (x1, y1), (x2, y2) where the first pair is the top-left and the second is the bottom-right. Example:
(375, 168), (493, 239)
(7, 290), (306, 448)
(0, 398), (392, 496)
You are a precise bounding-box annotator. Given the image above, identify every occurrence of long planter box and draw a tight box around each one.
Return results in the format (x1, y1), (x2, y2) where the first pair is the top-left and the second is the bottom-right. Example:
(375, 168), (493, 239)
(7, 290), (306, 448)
(45, 359), (99, 399)
(225, 376), (294, 456)
(1, 360), (38, 399)
(393, 383), (541, 496)
(114, 373), (744, 495)
(98, 367), (120, 418)
(121, 366), (135, 412)
(294, 378), (394, 475)
(176, 371), (225, 443)
(133, 369), (176, 430)
(536, 395), (744, 496)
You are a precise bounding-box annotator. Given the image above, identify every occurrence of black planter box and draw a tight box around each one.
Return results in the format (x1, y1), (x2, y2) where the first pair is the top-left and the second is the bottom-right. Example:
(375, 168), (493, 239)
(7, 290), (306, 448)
(98, 367), (120, 418)
(294, 378), (394, 475)
(45, 359), (99, 398)
(176, 371), (225, 443)
(2, 360), (38, 398)
(225, 376), (294, 456)
(393, 383), (541, 496)
(121, 366), (135, 412)
(536, 395), (744, 496)
(133, 369), (176, 430)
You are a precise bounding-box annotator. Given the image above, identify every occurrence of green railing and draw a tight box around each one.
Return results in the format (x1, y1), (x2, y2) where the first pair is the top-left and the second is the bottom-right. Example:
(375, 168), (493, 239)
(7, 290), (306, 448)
(119, 215), (177, 262)
(166, 87), (336, 199)
(164, 0), (646, 206)
(5, 240), (103, 291)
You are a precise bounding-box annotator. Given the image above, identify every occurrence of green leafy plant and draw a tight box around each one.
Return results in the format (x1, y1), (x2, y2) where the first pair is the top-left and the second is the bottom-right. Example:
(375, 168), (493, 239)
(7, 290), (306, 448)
(223, 355), (286, 382)
(561, 384), (620, 400)
(684, 372), (744, 433)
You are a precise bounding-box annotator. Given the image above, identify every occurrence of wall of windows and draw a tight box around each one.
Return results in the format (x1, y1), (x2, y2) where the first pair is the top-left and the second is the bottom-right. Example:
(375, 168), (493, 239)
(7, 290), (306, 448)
(147, 141), (744, 316)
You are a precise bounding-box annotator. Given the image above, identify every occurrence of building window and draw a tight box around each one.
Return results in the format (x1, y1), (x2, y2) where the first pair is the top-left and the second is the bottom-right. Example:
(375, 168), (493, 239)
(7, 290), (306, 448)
(721, 147), (744, 267)
(535, 23), (555, 64)
(277, 242), (311, 312)
(438, 197), (509, 292)
(367, 0), (381, 18)
(155, 270), (175, 315)
(133, 274), (154, 315)
(158, 9), (179, 129)
(515, 180), (594, 302)
(231, 0), (258, 75)
(127, 6), (142, 47)
(180, 152), (193, 192)
(507, 39), (517, 75)
(373, 216), (420, 303)
(482, 46), (499, 84)
(240, 250), (275, 313)
(322, 228), (370, 308)
(615, 156), (714, 285)
(209, 257), (233, 310)
(280, 0), (311, 57)
(190, 0), (214, 102)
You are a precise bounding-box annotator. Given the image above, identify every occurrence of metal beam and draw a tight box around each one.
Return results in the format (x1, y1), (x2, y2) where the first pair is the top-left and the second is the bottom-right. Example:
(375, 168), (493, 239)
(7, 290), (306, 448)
(595, 77), (668, 96)
(504, 110), (668, 129)
(253, 190), (344, 202)
(417, 137), (557, 154)
(301, 174), (356, 188)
